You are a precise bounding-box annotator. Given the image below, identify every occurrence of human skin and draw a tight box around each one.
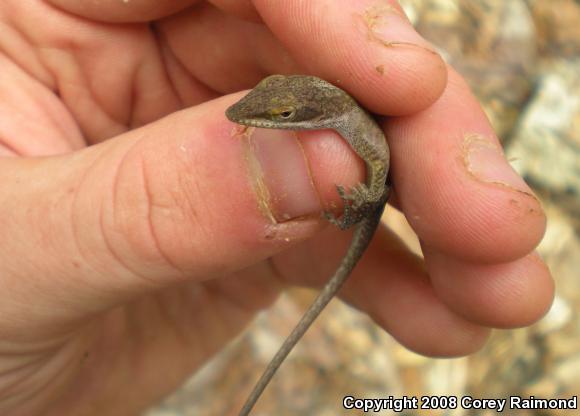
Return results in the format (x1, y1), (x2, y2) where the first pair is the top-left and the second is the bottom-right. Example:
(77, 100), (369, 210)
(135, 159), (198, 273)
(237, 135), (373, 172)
(0, 1), (552, 415)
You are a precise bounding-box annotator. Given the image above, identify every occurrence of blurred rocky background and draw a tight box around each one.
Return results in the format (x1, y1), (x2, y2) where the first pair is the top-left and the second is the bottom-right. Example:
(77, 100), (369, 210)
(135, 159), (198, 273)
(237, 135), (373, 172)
(147, 0), (580, 414)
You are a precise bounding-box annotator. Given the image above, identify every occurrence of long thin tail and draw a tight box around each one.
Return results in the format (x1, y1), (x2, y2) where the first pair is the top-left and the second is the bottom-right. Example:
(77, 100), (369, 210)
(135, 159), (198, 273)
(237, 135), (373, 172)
(238, 206), (385, 416)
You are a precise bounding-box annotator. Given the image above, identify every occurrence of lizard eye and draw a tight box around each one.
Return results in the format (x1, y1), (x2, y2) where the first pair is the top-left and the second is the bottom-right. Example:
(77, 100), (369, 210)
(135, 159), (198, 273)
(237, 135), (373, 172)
(273, 107), (296, 120)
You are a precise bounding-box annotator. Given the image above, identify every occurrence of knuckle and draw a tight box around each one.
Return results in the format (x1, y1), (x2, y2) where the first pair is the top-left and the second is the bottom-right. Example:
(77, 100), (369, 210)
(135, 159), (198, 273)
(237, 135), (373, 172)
(101, 144), (214, 278)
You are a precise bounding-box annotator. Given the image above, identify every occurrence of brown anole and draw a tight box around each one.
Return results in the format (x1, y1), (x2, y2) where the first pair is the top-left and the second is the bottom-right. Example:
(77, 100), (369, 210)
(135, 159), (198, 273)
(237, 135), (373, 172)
(226, 75), (390, 415)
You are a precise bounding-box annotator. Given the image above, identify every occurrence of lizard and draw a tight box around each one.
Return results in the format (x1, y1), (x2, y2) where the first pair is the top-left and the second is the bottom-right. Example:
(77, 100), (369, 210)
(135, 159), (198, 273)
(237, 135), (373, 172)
(226, 74), (390, 416)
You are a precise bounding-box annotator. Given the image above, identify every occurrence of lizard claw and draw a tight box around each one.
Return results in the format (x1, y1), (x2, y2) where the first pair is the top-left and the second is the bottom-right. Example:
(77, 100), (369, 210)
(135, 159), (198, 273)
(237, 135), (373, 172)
(323, 210), (342, 228)
(324, 183), (377, 230)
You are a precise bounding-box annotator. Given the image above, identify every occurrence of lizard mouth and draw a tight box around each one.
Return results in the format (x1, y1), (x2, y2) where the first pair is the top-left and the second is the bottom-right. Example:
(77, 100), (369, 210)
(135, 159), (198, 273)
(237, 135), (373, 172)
(232, 118), (279, 129)
(225, 107), (280, 129)
(225, 107), (264, 127)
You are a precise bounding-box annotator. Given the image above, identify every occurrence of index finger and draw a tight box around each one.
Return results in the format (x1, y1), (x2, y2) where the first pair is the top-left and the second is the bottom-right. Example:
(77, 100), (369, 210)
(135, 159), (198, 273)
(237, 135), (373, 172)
(253, 0), (447, 115)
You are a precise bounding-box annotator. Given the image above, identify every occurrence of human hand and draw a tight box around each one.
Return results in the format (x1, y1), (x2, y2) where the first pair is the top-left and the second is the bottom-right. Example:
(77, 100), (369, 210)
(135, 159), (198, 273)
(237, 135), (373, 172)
(0, 1), (552, 415)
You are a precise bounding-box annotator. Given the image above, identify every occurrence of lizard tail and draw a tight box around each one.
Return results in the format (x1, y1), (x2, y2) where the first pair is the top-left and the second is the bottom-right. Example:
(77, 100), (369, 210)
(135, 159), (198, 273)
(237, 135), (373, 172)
(238, 204), (385, 416)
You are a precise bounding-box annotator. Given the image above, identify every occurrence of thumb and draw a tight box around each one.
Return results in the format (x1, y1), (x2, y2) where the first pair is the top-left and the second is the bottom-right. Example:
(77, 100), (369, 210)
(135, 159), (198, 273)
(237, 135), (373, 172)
(0, 93), (363, 337)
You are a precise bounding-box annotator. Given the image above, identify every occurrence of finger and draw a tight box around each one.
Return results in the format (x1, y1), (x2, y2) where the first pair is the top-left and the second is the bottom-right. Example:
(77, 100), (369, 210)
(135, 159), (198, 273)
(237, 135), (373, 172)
(253, 0), (447, 114)
(386, 68), (546, 263)
(159, 3), (303, 93)
(0, 91), (369, 338)
(0, 54), (84, 155)
(267, 221), (490, 357)
(6, 1), (195, 144)
(161, 0), (447, 114)
(207, 0), (262, 22)
(46, 0), (197, 22)
(424, 247), (554, 328)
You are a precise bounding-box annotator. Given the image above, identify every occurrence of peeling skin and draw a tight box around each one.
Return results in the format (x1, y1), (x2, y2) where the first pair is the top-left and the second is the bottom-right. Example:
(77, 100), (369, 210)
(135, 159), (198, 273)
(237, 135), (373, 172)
(231, 126), (324, 243)
(230, 125), (278, 224)
(462, 133), (539, 202)
(363, 3), (404, 25)
(242, 130), (278, 225)
(360, 3), (439, 55)
(263, 219), (320, 244)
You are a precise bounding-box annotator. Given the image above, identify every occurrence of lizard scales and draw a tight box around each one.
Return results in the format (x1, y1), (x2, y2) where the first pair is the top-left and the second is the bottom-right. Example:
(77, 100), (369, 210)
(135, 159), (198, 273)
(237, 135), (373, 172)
(226, 75), (390, 415)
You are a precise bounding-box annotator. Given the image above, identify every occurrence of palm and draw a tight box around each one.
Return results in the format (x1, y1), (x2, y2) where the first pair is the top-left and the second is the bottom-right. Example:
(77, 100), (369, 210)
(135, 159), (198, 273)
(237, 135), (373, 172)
(13, 2), (297, 150)
(7, 2), (297, 413)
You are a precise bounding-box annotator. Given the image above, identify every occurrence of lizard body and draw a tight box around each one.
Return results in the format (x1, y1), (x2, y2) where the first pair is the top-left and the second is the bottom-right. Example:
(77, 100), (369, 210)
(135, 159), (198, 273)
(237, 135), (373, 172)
(226, 75), (390, 415)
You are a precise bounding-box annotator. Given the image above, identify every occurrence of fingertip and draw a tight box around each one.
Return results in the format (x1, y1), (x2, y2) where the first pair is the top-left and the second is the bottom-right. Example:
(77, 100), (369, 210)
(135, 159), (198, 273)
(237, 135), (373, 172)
(373, 301), (492, 357)
(387, 68), (546, 263)
(375, 43), (447, 115)
(426, 249), (555, 329)
(345, 227), (491, 357)
(254, 0), (448, 115)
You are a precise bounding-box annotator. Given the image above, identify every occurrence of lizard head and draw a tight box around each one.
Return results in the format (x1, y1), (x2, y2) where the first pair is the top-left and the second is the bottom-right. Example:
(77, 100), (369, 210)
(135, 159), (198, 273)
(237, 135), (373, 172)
(226, 75), (354, 130)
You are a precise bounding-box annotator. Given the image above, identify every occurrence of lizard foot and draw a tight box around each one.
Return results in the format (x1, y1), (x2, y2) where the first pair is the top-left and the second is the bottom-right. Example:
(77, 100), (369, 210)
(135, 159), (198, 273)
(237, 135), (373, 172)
(323, 184), (379, 230)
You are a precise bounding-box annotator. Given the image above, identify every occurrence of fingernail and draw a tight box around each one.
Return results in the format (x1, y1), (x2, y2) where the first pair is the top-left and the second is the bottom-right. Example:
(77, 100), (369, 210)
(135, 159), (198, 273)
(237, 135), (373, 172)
(241, 128), (322, 223)
(463, 134), (535, 196)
